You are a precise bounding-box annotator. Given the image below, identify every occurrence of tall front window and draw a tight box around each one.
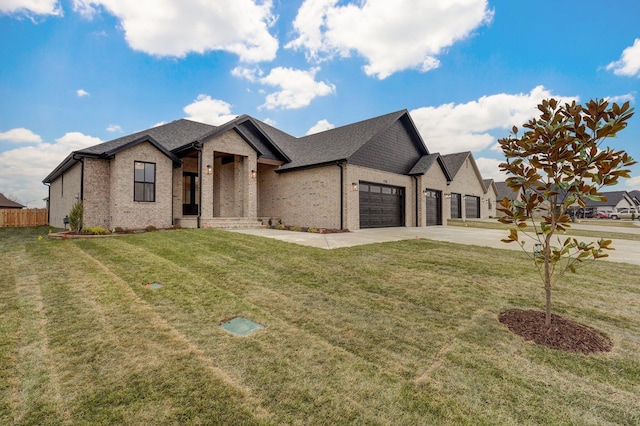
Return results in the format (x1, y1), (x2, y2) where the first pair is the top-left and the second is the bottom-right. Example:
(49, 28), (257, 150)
(134, 161), (155, 202)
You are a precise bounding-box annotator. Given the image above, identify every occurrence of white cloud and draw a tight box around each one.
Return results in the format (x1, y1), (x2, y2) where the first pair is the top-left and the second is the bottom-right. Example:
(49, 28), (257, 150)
(0, 0), (62, 16)
(231, 66), (263, 82)
(76, 89), (90, 97)
(183, 95), (237, 125)
(287, 0), (493, 79)
(606, 39), (640, 78)
(106, 124), (122, 132)
(257, 67), (335, 110)
(54, 132), (103, 151)
(410, 86), (577, 154)
(606, 92), (636, 105)
(73, 0), (278, 62)
(0, 131), (101, 208)
(475, 157), (507, 182)
(0, 128), (43, 143)
(306, 119), (334, 135)
(626, 175), (640, 188)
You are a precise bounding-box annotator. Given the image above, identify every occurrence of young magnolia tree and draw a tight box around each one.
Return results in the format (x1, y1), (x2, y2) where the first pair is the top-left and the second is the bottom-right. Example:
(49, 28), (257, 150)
(497, 98), (635, 327)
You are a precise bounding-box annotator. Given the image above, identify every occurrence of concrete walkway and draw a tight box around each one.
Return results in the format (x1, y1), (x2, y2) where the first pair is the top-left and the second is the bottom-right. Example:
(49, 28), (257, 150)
(230, 224), (640, 266)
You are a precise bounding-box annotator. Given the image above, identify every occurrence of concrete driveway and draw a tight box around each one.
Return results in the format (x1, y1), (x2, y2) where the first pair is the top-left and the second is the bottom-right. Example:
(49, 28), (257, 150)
(230, 224), (640, 266)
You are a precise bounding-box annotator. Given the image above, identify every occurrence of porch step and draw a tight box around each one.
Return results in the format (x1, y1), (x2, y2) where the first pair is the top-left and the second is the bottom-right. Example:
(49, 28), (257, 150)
(201, 217), (266, 229)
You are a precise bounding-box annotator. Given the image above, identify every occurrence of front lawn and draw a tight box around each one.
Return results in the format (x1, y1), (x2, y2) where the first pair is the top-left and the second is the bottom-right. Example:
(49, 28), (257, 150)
(2, 227), (639, 424)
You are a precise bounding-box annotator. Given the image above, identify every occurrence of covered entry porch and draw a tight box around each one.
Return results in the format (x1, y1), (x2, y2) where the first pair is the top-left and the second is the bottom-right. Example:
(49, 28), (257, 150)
(173, 140), (262, 229)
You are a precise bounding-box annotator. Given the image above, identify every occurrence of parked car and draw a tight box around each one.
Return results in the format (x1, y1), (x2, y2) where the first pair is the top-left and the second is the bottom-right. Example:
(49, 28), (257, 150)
(576, 207), (596, 218)
(610, 207), (639, 220)
(596, 210), (612, 219)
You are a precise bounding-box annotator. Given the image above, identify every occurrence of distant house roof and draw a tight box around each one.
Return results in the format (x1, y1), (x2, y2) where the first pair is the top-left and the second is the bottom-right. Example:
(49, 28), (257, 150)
(629, 190), (640, 206)
(584, 190), (633, 208)
(483, 179), (498, 195)
(408, 153), (452, 181)
(441, 151), (487, 193)
(0, 193), (25, 209)
(495, 181), (519, 201)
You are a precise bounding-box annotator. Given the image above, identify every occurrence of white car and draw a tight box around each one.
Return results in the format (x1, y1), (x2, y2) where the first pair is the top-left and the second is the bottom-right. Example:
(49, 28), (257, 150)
(610, 207), (639, 220)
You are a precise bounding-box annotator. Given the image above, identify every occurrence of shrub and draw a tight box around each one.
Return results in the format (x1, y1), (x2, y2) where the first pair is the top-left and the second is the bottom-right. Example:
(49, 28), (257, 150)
(68, 200), (83, 232)
(83, 226), (111, 235)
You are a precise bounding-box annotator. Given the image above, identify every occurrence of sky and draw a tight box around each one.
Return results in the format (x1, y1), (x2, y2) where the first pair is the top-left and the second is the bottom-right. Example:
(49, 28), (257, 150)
(1, 0), (639, 208)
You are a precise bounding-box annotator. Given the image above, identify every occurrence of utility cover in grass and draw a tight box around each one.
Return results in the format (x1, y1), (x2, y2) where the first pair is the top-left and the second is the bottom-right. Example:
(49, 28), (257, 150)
(220, 317), (264, 336)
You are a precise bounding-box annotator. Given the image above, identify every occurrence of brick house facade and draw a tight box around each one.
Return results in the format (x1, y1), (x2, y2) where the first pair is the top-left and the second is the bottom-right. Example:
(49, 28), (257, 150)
(43, 110), (488, 231)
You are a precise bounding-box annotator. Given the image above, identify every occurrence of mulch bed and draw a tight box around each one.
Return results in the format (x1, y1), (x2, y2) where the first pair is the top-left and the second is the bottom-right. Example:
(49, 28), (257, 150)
(499, 309), (612, 354)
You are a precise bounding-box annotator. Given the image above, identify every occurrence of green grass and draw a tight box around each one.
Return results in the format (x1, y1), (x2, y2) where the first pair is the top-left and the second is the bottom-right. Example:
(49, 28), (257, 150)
(2, 227), (640, 425)
(449, 218), (640, 241)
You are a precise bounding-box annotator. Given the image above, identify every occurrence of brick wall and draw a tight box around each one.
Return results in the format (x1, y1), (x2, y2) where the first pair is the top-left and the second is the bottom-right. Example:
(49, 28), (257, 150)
(83, 158), (111, 228)
(258, 164), (342, 229)
(446, 157), (487, 220)
(108, 142), (174, 229)
(48, 162), (82, 228)
(417, 161), (449, 226)
(201, 131), (257, 220)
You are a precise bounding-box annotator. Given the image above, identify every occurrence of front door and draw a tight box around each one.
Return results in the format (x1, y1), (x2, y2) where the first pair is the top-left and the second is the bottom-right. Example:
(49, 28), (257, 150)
(182, 172), (199, 215)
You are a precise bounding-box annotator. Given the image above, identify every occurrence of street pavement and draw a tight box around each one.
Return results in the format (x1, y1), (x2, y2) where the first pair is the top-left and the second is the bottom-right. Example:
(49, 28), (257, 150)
(230, 221), (640, 266)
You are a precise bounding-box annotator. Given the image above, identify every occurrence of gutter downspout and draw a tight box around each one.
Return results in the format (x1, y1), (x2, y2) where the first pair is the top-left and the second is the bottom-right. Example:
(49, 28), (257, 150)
(196, 145), (203, 229)
(337, 162), (345, 230)
(414, 176), (419, 227)
(72, 154), (85, 201)
(44, 183), (50, 224)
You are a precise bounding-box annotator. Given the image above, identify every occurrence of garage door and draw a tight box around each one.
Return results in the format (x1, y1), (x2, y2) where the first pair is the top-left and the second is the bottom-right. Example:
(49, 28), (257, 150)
(424, 189), (442, 226)
(465, 195), (480, 219)
(359, 182), (404, 228)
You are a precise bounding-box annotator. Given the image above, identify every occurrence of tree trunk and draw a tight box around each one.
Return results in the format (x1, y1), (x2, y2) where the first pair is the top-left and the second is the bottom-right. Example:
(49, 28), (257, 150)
(544, 233), (552, 328)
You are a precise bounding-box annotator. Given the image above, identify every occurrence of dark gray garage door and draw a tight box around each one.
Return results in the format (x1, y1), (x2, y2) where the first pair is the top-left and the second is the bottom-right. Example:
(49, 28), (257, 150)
(359, 182), (404, 228)
(465, 195), (480, 219)
(425, 189), (442, 226)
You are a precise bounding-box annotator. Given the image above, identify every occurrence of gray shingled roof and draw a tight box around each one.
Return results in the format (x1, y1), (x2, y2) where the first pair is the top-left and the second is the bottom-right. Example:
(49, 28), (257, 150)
(44, 109), (427, 183)
(77, 119), (216, 156)
(495, 181), (519, 201)
(584, 190), (631, 207)
(263, 110), (409, 171)
(441, 152), (470, 178)
(483, 179), (498, 195)
(408, 153), (453, 181)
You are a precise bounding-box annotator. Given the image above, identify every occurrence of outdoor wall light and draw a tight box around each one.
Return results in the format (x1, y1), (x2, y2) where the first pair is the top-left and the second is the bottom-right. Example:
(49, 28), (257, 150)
(351, 182), (359, 191)
(444, 193), (452, 199)
(206, 164), (213, 175)
(250, 169), (257, 178)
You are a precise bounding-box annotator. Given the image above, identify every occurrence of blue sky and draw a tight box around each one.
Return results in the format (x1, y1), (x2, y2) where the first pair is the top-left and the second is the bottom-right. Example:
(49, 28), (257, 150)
(1, 0), (639, 208)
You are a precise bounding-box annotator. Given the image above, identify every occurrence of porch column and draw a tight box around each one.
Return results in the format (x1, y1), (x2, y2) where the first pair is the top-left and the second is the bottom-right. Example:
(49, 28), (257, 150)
(200, 145), (214, 219)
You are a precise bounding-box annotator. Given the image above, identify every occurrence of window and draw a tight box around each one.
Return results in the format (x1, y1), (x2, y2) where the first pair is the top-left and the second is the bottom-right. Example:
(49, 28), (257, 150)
(134, 161), (155, 202)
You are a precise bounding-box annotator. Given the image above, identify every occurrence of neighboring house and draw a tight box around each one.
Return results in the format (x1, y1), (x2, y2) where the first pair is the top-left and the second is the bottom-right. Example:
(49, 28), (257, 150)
(482, 179), (498, 218)
(43, 110), (454, 231)
(0, 193), (25, 209)
(441, 152), (488, 220)
(629, 190), (640, 206)
(585, 190), (636, 212)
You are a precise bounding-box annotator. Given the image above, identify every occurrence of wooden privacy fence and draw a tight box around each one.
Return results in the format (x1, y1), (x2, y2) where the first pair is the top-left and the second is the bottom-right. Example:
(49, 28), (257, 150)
(0, 209), (48, 227)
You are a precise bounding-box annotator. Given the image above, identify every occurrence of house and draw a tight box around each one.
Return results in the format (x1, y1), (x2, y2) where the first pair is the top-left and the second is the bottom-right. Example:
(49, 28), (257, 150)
(629, 190), (640, 206)
(0, 193), (25, 209)
(441, 152), (488, 220)
(482, 179), (498, 218)
(43, 110), (456, 231)
(586, 190), (636, 212)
